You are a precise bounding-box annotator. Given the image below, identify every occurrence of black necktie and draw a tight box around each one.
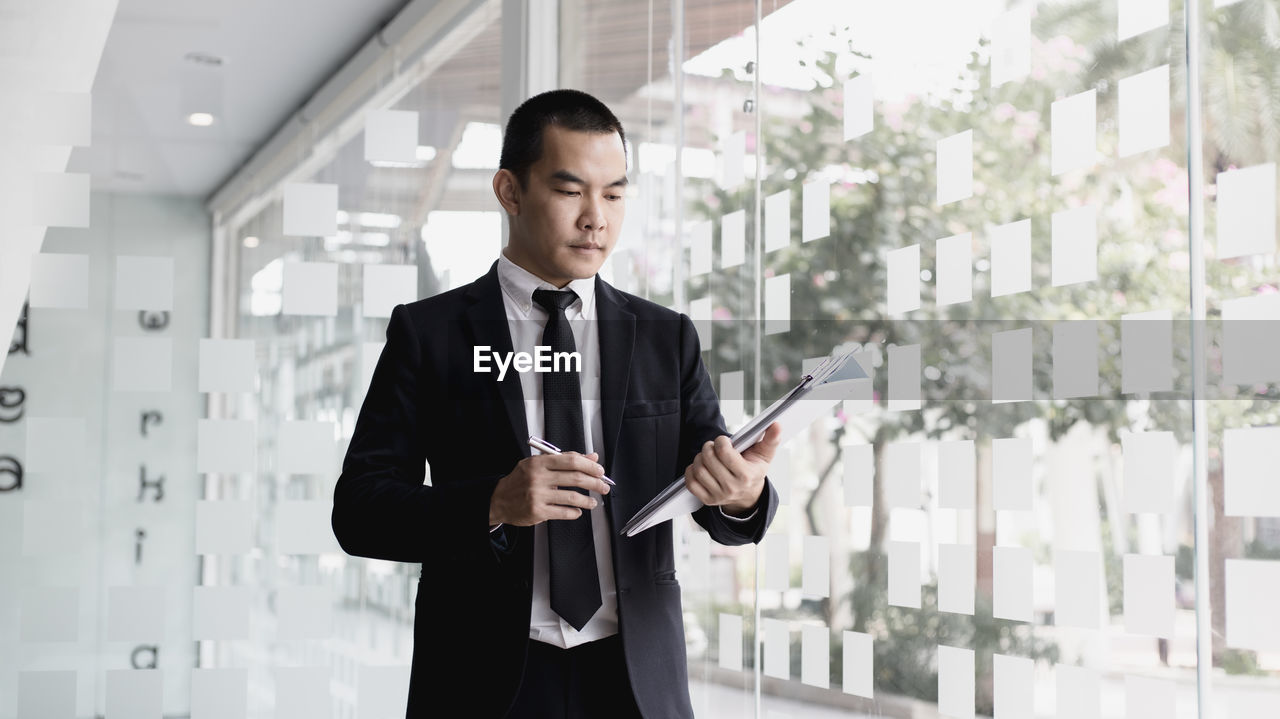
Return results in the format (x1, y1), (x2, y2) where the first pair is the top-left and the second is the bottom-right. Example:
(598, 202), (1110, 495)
(531, 287), (601, 631)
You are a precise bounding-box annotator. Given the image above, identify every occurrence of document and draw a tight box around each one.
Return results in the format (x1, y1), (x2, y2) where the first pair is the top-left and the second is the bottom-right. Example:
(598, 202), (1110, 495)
(619, 348), (870, 536)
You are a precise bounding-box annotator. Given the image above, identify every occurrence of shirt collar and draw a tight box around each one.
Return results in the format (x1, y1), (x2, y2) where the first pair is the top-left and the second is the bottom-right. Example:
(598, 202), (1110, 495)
(497, 248), (596, 317)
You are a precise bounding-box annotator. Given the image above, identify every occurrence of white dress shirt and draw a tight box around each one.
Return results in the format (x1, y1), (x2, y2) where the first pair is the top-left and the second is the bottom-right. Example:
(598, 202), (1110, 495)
(495, 250), (620, 648)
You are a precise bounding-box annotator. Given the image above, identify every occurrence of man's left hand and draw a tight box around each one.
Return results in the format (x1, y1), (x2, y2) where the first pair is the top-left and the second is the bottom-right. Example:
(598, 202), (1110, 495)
(684, 421), (783, 516)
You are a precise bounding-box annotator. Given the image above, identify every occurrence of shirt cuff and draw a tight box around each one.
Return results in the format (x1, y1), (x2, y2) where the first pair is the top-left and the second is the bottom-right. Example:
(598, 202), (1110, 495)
(718, 506), (757, 522)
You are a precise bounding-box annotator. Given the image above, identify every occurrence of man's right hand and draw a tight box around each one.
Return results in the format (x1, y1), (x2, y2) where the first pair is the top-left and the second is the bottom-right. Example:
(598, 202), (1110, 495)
(489, 451), (611, 526)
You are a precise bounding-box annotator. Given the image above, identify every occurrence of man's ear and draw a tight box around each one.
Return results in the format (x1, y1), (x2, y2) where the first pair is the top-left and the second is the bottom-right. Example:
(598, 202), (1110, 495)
(492, 169), (521, 216)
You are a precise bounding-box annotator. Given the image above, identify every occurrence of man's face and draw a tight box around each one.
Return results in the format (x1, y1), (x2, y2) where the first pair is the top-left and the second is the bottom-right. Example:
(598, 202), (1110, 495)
(496, 125), (627, 287)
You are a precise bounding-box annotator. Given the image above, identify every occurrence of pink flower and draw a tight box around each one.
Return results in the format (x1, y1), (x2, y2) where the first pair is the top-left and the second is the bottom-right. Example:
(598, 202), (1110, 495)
(1013, 124), (1038, 142)
(1154, 171), (1189, 214)
(1148, 157), (1180, 182)
(1046, 36), (1075, 55)
(773, 365), (791, 383)
(882, 98), (911, 133)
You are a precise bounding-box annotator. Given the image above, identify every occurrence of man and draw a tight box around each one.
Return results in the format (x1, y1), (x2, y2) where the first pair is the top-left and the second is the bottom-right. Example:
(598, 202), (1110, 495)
(332, 88), (781, 718)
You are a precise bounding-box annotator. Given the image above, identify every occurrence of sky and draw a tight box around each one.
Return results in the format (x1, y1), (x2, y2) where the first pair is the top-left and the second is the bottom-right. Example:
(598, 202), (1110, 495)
(683, 0), (1010, 100)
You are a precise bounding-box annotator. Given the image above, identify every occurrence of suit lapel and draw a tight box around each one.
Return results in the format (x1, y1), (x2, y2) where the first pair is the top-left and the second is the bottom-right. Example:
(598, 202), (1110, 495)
(594, 276), (635, 481)
(463, 260), (530, 462)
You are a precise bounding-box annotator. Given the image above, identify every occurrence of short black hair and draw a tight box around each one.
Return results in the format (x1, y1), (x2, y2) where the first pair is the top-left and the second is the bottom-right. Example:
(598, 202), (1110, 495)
(499, 89), (627, 189)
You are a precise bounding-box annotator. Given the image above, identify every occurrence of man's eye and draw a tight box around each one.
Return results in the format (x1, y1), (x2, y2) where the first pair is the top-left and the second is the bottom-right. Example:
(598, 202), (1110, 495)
(558, 190), (580, 197)
(606, 195), (622, 201)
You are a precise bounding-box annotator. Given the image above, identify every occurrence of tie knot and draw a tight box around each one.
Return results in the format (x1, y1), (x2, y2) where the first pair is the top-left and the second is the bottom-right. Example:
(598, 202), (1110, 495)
(532, 288), (579, 314)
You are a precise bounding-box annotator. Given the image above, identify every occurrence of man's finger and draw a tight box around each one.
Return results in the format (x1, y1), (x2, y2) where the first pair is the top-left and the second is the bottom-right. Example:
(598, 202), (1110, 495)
(709, 435), (750, 479)
(684, 471), (713, 505)
(548, 471), (610, 495)
(700, 442), (738, 487)
(546, 506), (583, 521)
(743, 422), (782, 462)
(547, 452), (605, 476)
(549, 489), (597, 510)
(690, 459), (725, 500)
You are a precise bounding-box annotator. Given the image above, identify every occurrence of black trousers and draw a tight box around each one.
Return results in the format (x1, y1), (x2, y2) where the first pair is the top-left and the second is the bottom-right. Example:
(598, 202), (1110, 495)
(505, 634), (644, 718)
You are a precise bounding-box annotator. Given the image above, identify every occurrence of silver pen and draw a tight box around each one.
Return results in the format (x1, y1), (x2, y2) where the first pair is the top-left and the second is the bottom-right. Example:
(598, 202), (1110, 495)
(527, 435), (616, 486)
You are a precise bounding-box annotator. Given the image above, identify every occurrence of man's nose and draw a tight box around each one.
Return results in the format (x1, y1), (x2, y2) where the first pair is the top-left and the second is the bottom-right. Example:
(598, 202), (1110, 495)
(580, 198), (606, 232)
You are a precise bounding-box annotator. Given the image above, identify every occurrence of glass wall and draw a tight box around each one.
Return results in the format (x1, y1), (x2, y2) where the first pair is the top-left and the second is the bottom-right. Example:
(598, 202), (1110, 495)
(567, 0), (1280, 716)
(747, 0), (1199, 714)
(686, 0), (1277, 716)
(206, 6), (509, 717)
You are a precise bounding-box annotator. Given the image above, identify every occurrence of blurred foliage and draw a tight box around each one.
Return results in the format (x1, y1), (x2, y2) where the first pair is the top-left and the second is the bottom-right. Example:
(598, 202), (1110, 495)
(1175, 543), (1196, 580)
(1222, 648), (1267, 676)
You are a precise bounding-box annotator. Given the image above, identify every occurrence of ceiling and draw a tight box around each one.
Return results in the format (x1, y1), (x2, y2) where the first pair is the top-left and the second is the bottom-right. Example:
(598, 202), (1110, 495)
(203, 0), (782, 303)
(68, 0), (779, 207)
(68, 0), (409, 197)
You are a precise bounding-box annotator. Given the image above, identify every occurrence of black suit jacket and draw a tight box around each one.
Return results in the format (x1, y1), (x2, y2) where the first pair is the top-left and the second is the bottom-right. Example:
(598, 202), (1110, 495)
(332, 259), (778, 718)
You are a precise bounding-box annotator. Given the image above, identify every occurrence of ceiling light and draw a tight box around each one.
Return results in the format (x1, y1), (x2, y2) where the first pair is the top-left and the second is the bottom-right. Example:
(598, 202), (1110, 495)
(335, 211), (402, 229)
(243, 236), (259, 248)
(370, 160), (425, 169)
(370, 147), (435, 170)
(357, 212), (401, 229)
(181, 54), (223, 128)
